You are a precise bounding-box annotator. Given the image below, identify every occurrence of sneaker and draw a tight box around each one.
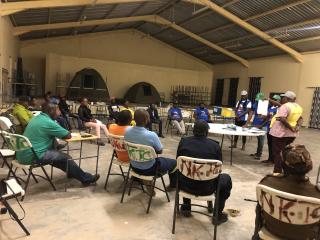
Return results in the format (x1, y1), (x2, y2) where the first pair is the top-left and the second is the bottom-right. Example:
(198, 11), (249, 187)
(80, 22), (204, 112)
(254, 156), (261, 160)
(212, 212), (228, 225)
(250, 153), (258, 157)
(82, 174), (100, 187)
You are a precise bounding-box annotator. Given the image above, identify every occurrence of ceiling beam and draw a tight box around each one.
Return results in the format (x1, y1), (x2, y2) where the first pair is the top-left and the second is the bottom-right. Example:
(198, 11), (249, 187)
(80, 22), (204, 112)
(218, 18), (320, 46)
(189, 0), (303, 62)
(171, 0), (313, 45)
(13, 14), (249, 67)
(0, 0), (156, 16)
(13, 15), (158, 36)
(154, 16), (249, 67)
(151, 0), (240, 38)
(234, 35), (320, 54)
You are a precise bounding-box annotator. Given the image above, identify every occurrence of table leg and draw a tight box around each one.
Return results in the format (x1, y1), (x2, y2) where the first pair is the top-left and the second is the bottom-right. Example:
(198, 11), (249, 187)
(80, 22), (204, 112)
(79, 140), (83, 167)
(95, 143), (100, 182)
(221, 134), (225, 148)
(230, 136), (233, 165)
(65, 156), (69, 192)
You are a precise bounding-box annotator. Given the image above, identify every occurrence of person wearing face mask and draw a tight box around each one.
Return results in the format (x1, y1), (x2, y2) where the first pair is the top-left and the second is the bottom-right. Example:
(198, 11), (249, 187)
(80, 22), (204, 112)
(15, 102), (99, 186)
(194, 103), (212, 123)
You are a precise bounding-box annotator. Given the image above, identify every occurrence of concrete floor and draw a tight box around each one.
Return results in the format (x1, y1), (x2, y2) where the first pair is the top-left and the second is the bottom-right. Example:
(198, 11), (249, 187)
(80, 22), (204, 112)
(0, 128), (319, 240)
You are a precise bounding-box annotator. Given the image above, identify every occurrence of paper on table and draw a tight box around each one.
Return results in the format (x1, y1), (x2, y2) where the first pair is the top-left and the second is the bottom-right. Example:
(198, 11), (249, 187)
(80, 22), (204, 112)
(257, 100), (269, 116)
(71, 133), (80, 137)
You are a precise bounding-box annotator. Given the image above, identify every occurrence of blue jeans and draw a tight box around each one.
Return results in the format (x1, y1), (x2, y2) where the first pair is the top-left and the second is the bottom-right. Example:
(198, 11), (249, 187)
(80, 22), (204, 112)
(37, 150), (94, 184)
(131, 157), (177, 187)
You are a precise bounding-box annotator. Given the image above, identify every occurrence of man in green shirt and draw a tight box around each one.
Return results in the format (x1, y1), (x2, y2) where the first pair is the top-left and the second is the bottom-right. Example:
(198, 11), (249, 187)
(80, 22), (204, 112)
(12, 96), (34, 130)
(16, 103), (99, 185)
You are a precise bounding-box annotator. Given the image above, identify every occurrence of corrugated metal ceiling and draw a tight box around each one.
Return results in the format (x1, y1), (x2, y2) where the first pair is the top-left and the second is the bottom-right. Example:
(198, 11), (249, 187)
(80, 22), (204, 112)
(5, 0), (320, 64)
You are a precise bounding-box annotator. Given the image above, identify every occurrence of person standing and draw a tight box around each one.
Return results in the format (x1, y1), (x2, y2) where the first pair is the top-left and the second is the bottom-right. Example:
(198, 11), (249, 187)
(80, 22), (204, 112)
(232, 90), (252, 150)
(194, 103), (212, 123)
(168, 102), (186, 135)
(147, 104), (164, 138)
(269, 91), (303, 174)
(247, 93), (268, 160)
(261, 94), (281, 164)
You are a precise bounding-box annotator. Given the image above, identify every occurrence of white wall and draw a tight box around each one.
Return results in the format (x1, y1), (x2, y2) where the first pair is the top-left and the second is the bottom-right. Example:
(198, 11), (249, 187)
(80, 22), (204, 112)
(213, 53), (320, 125)
(0, 16), (20, 103)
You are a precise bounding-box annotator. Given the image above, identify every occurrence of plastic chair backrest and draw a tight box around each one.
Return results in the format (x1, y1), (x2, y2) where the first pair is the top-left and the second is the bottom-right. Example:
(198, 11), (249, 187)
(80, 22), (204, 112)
(177, 156), (222, 181)
(256, 184), (320, 225)
(0, 116), (13, 131)
(108, 134), (126, 152)
(2, 132), (32, 152)
(125, 141), (157, 163)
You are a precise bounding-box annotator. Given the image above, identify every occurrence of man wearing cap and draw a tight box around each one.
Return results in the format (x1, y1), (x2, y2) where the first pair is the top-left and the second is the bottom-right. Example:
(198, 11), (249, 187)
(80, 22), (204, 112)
(269, 91), (303, 173)
(232, 90), (252, 150)
(252, 144), (320, 240)
(261, 94), (281, 164)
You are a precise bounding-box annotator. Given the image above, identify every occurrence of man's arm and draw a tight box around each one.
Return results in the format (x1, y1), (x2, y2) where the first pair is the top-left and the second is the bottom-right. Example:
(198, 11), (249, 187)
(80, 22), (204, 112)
(152, 132), (163, 154)
(61, 132), (72, 140)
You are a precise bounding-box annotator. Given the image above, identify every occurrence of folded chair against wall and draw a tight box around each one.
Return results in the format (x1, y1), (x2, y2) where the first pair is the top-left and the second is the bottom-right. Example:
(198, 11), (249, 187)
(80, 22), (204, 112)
(3, 132), (56, 201)
(0, 178), (30, 236)
(172, 156), (222, 240)
(120, 142), (170, 214)
(256, 184), (320, 240)
(104, 134), (129, 190)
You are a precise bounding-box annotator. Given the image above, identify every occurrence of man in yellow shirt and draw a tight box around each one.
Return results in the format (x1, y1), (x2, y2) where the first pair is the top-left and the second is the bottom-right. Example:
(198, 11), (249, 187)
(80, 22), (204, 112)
(119, 100), (135, 126)
(12, 97), (34, 131)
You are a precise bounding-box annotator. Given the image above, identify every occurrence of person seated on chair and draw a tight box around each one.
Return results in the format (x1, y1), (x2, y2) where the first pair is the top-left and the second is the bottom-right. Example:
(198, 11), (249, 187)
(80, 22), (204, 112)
(194, 103), (212, 123)
(119, 100), (135, 126)
(108, 110), (132, 163)
(252, 144), (320, 240)
(58, 96), (82, 130)
(147, 104), (164, 138)
(28, 97), (40, 111)
(12, 96), (34, 131)
(176, 120), (232, 225)
(125, 109), (177, 195)
(16, 102), (100, 186)
(108, 97), (120, 123)
(168, 102), (185, 135)
(78, 97), (108, 146)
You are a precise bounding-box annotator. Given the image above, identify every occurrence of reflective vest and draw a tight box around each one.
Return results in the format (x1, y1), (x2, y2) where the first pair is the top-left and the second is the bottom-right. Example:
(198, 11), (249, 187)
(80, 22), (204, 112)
(270, 102), (302, 128)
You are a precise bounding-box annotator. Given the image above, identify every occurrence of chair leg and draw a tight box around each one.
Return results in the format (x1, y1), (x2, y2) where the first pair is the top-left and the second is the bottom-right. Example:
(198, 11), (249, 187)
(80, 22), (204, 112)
(160, 175), (170, 202)
(127, 177), (134, 196)
(21, 169), (32, 201)
(213, 177), (221, 240)
(120, 166), (131, 203)
(172, 189), (179, 234)
(119, 166), (125, 180)
(146, 176), (157, 214)
(40, 166), (56, 191)
(1, 198), (30, 236)
(104, 155), (114, 190)
(30, 172), (38, 183)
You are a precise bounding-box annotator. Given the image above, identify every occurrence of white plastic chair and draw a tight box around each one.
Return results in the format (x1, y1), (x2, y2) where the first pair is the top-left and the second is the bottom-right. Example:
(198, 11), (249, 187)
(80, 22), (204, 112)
(172, 156), (223, 240)
(104, 134), (129, 190)
(317, 165), (320, 191)
(0, 117), (16, 172)
(3, 132), (56, 201)
(120, 141), (170, 213)
(0, 178), (30, 235)
(256, 184), (320, 240)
